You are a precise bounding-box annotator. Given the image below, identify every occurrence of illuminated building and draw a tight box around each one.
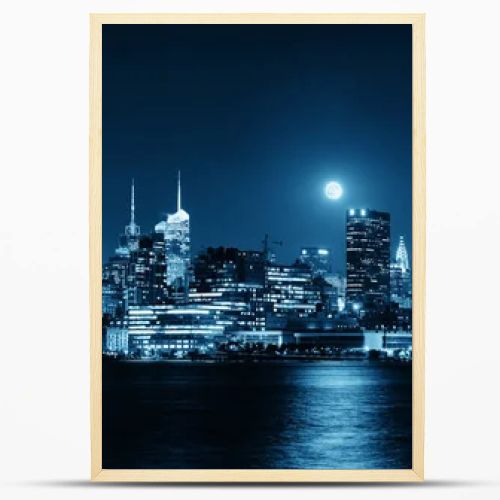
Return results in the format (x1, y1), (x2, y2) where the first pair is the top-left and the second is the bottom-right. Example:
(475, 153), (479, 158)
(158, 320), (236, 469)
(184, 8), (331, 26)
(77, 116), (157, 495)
(151, 228), (167, 303)
(102, 255), (128, 317)
(192, 247), (266, 330)
(117, 179), (140, 254)
(346, 209), (390, 314)
(126, 235), (167, 307)
(395, 235), (409, 272)
(164, 171), (191, 289)
(103, 327), (128, 355)
(325, 273), (347, 312)
(264, 263), (321, 328)
(390, 235), (412, 310)
(127, 305), (225, 357)
(102, 180), (140, 316)
(299, 247), (332, 277)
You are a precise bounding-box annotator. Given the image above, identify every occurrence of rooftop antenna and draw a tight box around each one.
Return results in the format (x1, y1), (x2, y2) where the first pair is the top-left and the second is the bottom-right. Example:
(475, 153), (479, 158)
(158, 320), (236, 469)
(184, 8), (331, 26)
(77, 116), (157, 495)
(131, 178), (135, 225)
(177, 170), (181, 212)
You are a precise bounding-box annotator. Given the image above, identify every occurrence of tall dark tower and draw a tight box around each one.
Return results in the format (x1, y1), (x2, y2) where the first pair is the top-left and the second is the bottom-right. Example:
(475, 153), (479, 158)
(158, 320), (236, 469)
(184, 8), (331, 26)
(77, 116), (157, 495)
(346, 209), (390, 315)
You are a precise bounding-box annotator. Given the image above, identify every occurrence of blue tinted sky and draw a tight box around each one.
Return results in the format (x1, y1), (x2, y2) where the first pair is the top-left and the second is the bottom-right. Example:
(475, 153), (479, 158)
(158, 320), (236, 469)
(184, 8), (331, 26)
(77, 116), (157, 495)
(103, 24), (412, 272)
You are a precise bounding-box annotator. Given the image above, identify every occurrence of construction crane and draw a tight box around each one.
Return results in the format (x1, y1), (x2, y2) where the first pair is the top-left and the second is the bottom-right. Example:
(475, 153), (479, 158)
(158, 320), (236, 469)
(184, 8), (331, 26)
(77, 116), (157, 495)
(262, 233), (283, 263)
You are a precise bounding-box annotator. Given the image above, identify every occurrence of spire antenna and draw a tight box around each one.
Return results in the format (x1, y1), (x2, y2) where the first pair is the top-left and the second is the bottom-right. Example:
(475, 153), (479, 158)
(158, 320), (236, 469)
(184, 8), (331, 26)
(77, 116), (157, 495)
(177, 170), (181, 212)
(131, 178), (135, 224)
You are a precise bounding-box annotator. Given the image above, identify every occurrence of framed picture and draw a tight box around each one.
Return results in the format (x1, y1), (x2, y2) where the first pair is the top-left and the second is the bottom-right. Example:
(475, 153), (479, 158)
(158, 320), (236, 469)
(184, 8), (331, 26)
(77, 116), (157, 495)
(90, 13), (425, 482)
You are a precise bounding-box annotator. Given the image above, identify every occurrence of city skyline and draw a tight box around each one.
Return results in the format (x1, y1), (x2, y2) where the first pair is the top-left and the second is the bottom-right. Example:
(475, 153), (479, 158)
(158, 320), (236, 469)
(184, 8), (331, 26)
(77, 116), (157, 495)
(107, 175), (411, 272)
(103, 24), (412, 268)
(103, 172), (412, 334)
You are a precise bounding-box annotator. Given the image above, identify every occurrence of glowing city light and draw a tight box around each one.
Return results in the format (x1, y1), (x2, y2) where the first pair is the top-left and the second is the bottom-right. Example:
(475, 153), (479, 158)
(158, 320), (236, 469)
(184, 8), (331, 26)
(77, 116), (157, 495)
(325, 181), (343, 200)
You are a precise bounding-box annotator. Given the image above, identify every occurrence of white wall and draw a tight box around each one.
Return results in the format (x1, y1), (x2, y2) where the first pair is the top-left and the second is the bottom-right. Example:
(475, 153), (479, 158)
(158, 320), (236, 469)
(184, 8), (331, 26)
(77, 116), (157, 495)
(1, 1), (499, 499)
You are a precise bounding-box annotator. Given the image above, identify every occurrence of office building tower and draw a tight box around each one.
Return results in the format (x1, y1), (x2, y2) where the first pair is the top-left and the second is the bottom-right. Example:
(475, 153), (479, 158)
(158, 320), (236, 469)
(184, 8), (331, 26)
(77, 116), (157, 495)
(125, 236), (157, 307)
(165, 171), (191, 289)
(395, 235), (409, 272)
(117, 179), (141, 254)
(390, 235), (412, 310)
(346, 208), (390, 314)
(102, 254), (129, 317)
(151, 229), (167, 303)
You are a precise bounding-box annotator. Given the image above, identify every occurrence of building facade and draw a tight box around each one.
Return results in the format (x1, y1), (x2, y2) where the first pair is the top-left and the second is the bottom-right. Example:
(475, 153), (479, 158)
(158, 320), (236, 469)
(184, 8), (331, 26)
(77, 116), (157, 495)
(264, 263), (321, 329)
(390, 235), (412, 311)
(127, 305), (225, 357)
(346, 209), (390, 315)
(164, 171), (191, 289)
(299, 247), (332, 277)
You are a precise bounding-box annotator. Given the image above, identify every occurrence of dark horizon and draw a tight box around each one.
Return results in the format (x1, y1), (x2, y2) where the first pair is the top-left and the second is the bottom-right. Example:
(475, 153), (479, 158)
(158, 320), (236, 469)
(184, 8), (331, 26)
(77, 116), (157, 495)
(103, 24), (412, 272)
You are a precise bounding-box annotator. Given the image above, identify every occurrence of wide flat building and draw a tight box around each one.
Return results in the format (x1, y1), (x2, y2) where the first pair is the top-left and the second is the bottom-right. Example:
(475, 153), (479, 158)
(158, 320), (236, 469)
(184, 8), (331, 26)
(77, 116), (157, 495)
(127, 305), (225, 357)
(346, 209), (390, 315)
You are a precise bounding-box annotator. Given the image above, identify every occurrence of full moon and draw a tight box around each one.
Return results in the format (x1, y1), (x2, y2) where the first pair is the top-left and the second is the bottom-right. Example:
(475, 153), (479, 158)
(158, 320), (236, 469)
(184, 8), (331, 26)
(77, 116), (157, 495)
(325, 181), (343, 200)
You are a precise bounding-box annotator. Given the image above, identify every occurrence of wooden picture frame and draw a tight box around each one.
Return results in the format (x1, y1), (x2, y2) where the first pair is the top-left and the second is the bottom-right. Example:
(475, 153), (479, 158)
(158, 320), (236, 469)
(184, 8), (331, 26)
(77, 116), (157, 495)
(90, 13), (425, 482)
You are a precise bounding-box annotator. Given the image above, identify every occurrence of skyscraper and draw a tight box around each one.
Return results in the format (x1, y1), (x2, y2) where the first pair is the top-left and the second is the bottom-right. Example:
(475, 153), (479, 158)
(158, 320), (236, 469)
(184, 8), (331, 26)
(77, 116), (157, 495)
(390, 235), (412, 310)
(346, 209), (390, 314)
(165, 171), (191, 288)
(119, 179), (140, 253)
(103, 180), (141, 316)
(395, 235), (409, 272)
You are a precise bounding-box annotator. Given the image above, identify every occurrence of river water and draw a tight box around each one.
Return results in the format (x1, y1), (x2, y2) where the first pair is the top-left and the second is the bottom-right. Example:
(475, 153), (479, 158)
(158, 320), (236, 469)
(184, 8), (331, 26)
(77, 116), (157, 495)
(103, 359), (412, 469)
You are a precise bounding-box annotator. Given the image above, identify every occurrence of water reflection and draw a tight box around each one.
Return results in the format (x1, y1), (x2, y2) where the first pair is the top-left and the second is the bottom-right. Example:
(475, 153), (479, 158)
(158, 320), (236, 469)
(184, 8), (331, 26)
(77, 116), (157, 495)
(103, 360), (412, 469)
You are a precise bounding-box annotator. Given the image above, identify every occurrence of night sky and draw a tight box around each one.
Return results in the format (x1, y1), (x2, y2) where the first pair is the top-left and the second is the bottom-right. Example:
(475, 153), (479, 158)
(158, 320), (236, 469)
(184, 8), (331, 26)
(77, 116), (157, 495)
(103, 24), (412, 272)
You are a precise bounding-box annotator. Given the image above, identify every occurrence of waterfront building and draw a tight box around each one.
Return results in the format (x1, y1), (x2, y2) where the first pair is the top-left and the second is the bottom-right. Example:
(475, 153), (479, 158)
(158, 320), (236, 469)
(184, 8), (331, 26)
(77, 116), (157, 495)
(299, 247), (332, 277)
(127, 305), (225, 357)
(346, 209), (390, 315)
(103, 327), (129, 355)
(229, 330), (285, 347)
